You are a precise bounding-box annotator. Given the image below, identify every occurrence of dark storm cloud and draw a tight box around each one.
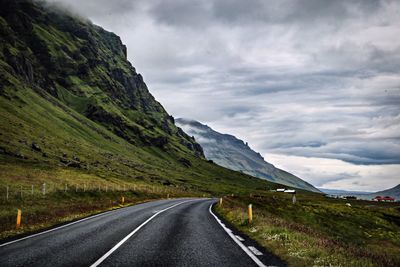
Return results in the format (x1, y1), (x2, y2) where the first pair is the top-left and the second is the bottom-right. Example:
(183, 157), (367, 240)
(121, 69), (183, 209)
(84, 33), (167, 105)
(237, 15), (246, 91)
(149, 0), (211, 27)
(45, 0), (400, 189)
(149, 0), (384, 28)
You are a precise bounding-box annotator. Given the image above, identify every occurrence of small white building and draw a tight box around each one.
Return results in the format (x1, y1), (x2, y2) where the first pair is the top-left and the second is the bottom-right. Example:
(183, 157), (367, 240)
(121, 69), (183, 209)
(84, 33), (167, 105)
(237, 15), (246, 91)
(284, 189), (296, 194)
(276, 188), (285, 192)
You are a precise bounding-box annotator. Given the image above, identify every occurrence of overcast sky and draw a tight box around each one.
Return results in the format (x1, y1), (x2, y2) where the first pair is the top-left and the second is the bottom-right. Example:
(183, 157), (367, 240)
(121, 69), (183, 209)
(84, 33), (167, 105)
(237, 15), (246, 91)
(46, 0), (400, 191)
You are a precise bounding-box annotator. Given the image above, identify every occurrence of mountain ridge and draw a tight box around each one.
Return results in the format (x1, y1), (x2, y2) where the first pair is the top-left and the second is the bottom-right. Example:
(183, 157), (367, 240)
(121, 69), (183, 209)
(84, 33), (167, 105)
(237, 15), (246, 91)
(320, 184), (400, 200)
(176, 118), (321, 193)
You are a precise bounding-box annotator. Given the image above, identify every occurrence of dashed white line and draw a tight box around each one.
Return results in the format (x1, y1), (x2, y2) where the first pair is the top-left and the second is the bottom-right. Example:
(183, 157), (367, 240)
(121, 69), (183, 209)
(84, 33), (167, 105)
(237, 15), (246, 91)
(90, 199), (197, 267)
(235, 235), (245, 241)
(209, 203), (266, 267)
(248, 246), (263, 256)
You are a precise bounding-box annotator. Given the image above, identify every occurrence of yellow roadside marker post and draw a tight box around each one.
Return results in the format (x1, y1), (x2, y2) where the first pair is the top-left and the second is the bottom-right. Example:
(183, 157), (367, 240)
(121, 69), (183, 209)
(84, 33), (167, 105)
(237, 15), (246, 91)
(219, 197), (223, 207)
(248, 204), (253, 224)
(121, 196), (125, 205)
(16, 209), (21, 229)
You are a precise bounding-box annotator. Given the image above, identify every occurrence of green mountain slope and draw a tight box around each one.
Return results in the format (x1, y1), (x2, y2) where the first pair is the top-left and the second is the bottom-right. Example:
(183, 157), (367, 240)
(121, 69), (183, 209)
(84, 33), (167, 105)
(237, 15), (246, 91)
(0, 0), (285, 195)
(176, 118), (320, 193)
(0, 0), (203, 157)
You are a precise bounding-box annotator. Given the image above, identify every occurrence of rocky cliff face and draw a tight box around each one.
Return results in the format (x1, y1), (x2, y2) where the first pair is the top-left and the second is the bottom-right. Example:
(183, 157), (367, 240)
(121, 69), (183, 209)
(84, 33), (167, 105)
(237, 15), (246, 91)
(176, 118), (321, 193)
(0, 0), (203, 157)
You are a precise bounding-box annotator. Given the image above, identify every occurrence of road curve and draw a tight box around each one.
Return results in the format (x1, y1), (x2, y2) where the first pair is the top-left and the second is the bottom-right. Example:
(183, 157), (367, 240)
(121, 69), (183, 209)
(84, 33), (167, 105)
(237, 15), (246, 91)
(0, 198), (285, 266)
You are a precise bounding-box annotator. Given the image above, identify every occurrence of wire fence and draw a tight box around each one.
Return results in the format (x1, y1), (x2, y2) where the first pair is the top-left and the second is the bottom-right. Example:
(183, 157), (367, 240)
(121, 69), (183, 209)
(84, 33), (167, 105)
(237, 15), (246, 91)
(1, 182), (179, 203)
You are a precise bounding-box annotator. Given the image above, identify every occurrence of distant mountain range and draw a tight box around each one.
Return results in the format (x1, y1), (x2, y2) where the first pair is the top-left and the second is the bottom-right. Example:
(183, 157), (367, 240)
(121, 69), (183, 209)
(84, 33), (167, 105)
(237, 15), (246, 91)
(176, 118), (321, 193)
(319, 188), (372, 195)
(320, 184), (400, 200)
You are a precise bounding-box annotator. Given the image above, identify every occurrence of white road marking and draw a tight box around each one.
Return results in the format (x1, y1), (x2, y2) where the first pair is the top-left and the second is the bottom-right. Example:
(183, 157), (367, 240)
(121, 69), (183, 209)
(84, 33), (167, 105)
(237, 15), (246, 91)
(235, 235), (245, 241)
(248, 246), (263, 256)
(209, 203), (266, 267)
(0, 206), (124, 247)
(90, 199), (197, 267)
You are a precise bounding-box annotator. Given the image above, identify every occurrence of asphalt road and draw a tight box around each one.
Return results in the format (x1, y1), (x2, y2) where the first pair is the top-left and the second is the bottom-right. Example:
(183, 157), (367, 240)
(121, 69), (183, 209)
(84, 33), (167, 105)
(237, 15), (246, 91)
(0, 198), (285, 266)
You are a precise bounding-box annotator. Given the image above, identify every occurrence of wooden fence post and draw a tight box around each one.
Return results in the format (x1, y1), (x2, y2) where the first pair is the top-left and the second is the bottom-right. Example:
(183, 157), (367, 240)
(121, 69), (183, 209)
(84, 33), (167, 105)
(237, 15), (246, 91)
(42, 183), (46, 195)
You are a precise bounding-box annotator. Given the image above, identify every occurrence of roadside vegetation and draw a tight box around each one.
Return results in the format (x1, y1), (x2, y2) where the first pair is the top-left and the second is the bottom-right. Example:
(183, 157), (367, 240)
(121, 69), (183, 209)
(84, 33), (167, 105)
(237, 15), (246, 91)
(216, 193), (400, 267)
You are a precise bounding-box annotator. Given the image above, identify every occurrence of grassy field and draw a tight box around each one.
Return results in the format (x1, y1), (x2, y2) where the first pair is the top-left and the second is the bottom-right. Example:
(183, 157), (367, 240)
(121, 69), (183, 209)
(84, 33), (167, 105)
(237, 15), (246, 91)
(216, 193), (400, 267)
